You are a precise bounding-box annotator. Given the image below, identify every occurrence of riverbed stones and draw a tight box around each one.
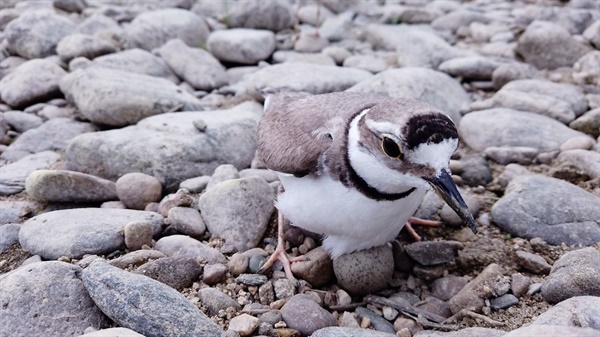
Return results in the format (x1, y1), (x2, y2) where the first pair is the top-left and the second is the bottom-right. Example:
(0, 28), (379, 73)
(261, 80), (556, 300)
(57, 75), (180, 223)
(207, 28), (276, 65)
(25, 169), (117, 203)
(0, 59), (67, 108)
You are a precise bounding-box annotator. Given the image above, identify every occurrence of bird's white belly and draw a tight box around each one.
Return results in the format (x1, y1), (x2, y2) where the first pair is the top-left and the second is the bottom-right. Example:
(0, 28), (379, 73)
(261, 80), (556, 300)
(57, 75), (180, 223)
(276, 173), (427, 258)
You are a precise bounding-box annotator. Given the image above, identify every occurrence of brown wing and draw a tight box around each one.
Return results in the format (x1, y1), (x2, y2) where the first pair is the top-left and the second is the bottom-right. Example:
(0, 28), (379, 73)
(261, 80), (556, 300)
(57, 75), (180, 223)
(258, 92), (388, 176)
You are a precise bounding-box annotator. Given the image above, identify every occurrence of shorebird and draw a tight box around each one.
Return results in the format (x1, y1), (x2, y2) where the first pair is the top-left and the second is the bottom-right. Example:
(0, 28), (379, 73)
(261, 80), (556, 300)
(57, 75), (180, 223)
(257, 92), (477, 280)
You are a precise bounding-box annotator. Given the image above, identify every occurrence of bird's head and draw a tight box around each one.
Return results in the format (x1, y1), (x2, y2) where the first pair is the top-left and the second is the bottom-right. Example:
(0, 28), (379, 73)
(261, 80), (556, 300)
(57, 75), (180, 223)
(348, 98), (477, 233)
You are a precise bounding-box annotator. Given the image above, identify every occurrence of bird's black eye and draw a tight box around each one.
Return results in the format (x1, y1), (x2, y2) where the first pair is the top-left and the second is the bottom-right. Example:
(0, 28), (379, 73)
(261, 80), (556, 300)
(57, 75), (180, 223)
(382, 137), (403, 159)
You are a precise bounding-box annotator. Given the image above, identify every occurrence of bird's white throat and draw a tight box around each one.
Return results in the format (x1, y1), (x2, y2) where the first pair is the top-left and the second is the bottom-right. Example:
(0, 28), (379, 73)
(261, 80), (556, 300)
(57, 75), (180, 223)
(347, 109), (429, 193)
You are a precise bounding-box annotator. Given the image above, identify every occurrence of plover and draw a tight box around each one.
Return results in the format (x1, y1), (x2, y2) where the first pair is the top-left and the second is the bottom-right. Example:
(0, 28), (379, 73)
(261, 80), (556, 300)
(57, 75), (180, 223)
(257, 92), (477, 280)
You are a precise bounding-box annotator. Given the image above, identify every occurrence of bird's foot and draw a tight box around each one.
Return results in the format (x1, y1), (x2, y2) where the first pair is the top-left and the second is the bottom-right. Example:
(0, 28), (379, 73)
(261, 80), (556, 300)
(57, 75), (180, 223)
(259, 246), (306, 286)
(404, 217), (442, 241)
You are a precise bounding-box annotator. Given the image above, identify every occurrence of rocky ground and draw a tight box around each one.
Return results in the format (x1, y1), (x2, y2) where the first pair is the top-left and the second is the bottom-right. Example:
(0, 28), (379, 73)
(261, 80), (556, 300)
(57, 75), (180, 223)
(1, 0), (600, 336)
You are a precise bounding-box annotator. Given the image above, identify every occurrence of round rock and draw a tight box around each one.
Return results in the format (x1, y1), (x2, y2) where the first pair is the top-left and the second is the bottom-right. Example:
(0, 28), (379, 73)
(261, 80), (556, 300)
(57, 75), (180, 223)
(0, 59), (67, 108)
(207, 29), (276, 65)
(280, 294), (336, 336)
(333, 244), (394, 295)
(116, 172), (163, 210)
(167, 207), (206, 238)
(541, 247), (600, 303)
(124, 221), (154, 250)
(154, 235), (226, 264)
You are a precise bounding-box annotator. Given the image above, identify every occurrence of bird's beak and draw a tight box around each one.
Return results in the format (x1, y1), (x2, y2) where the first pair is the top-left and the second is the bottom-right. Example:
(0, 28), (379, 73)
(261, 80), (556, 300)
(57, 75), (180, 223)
(425, 169), (477, 234)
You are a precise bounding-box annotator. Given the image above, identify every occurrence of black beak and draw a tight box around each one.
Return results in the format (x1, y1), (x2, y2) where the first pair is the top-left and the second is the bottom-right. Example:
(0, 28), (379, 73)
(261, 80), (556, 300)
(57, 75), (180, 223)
(425, 169), (477, 234)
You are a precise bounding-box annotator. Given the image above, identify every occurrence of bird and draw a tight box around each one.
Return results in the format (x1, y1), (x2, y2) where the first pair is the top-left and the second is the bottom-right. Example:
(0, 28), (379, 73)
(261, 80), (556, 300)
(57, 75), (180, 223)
(257, 92), (477, 281)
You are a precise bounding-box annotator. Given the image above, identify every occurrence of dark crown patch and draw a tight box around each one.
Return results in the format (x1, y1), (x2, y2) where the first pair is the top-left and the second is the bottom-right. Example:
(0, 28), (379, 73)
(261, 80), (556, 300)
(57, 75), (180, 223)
(403, 113), (458, 150)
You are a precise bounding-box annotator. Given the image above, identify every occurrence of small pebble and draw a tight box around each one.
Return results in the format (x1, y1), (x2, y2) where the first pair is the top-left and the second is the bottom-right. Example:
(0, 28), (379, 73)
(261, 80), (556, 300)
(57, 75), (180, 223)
(123, 221), (154, 251)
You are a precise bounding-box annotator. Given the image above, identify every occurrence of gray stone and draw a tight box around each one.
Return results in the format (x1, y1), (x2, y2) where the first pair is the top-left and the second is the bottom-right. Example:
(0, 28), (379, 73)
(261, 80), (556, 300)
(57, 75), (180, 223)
(2, 111), (43, 132)
(532, 296), (600, 329)
(511, 273), (531, 298)
(60, 67), (203, 126)
(0, 200), (35, 225)
(347, 67), (468, 123)
(583, 20), (600, 49)
(0, 151), (61, 195)
(515, 250), (552, 275)
(491, 175), (600, 246)
(0, 223), (20, 253)
(116, 172), (163, 210)
(0, 59), (67, 108)
(319, 10), (355, 41)
(198, 177), (275, 252)
(441, 190), (480, 224)
(206, 164), (240, 190)
(25, 169), (117, 203)
(207, 29), (276, 65)
(135, 256), (202, 290)
(154, 235), (226, 264)
(2, 117), (97, 161)
(5, 11), (75, 59)
(333, 244), (394, 295)
(542, 247), (600, 303)
(82, 260), (222, 337)
(123, 221), (154, 250)
(294, 31), (329, 53)
(365, 24), (469, 68)
(414, 327), (506, 337)
(570, 108), (600, 138)
(228, 313), (260, 336)
(490, 294), (519, 310)
(75, 13), (121, 36)
(159, 39), (227, 91)
(484, 146), (539, 165)
(167, 207), (205, 237)
(235, 273), (268, 286)
(229, 253), (250, 276)
(89, 48), (178, 82)
(313, 327), (397, 337)
(460, 109), (591, 152)
(19, 208), (163, 260)
(491, 62), (541, 89)
(405, 241), (463, 266)
(297, 4), (334, 26)
(65, 101), (262, 191)
(230, 63), (371, 98)
(3, 262), (108, 337)
(438, 56), (504, 81)
(573, 51), (600, 87)
(274, 278), (296, 300)
(290, 247), (334, 287)
(280, 294), (336, 336)
(157, 189), (194, 217)
(516, 20), (592, 70)
(272, 50), (336, 65)
(202, 263), (228, 285)
(57, 33), (117, 63)
(228, 0), (293, 32)
(179, 176), (211, 193)
(239, 168), (279, 183)
(448, 263), (510, 314)
(355, 307), (396, 334)
(502, 325), (600, 337)
(556, 150), (600, 179)
(431, 275), (468, 301)
(198, 288), (241, 316)
(108, 250), (166, 269)
(431, 9), (489, 33)
(80, 327), (145, 337)
(343, 54), (388, 74)
(126, 8), (208, 51)
(513, 5), (595, 35)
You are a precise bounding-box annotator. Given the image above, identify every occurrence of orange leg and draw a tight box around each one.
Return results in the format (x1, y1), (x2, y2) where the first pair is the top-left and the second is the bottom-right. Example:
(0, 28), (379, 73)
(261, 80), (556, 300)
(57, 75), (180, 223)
(403, 217), (442, 241)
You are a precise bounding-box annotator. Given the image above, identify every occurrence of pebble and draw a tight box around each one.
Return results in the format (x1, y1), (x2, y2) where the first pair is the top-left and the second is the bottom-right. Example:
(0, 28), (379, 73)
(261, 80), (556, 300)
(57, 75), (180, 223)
(83, 260), (222, 337)
(573, 51), (600, 87)
(274, 278), (296, 300)
(0, 261), (111, 336)
(312, 327), (397, 337)
(515, 250), (552, 275)
(272, 50), (336, 65)
(294, 31), (329, 53)
(228, 314), (260, 337)
(0, 223), (20, 253)
(89, 48), (178, 82)
(431, 275), (469, 301)
(19, 208), (163, 260)
(289, 247), (333, 287)
(206, 164), (240, 190)
(556, 149), (600, 179)
(416, 296), (452, 319)
(79, 327), (145, 336)
(123, 221), (154, 250)
(167, 207), (206, 238)
(198, 287), (242, 316)
(342, 54), (388, 74)
(208, 29), (276, 65)
(108, 249), (166, 269)
(569, 108), (600, 138)
(0, 151), (60, 194)
(56, 33), (117, 63)
(154, 235), (226, 264)
(490, 294), (519, 310)
(179, 176), (212, 193)
(227, 0), (294, 32)
(25, 169), (117, 203)
(236, 273), (268, 286)
(158, 189), (194, 217)
(202, 263), (228, 285)
(491, 175), (600, 246)
(134, 256), (202, 291)
(333, 244), (394, 295)
(448, 263), (510, 314)
(355, 307), (396, 334)
(116, 172), (163, 210)
(438, 56), (503, 81)
(405, 241), (464, 266)
(0, 59), (67, 108)
(542, 247), (600, 304)
(511, 273), (532, 298)
(280, 294), (336, 336)
(2, 111), (43, 133)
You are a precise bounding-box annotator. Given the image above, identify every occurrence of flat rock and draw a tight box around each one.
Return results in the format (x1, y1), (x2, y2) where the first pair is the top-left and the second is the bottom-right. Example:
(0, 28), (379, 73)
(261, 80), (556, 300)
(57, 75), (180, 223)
(491, 175), (600, 246)
(57, 33), (116, 64)
(413, 327), (507, 337)
(65, 101), (262, 191)
(2, 110), (44, 132)
(343, 54), (388, 74)
(532, 296), (600, 329)
(355, 307), (396, 333)
(198, 176), (274, 252)
(87, 48), (178, 82)
(516, 20), (592, 69)
(272, 50), (336, 65)
(228, 313), (260, 336)
(154, 235), (226, 264)
(60, 67), (203, 126)
(502, 324), (600, 337)
(126, 8), (209, 51)
(347, 67), (468, 123)
(134, 256), (203, 291)
(199, 288), (242, 316)
(557, 150), (600, 179)
(333, 244), (394, 295)
(542, 247), (600, 304)
(19, 208), (163, 260)
(448, 263), (510, 314)
(460, 108), (591, 152)
(280, 294), (336, 336)
(159, 39), (227, 91)
(229, 63), (372, 98)
(515, 250), (551, 275)
(82, 260), (222, 337)
(406, 241), (463, 266)
(108, 249), (166, 269)
(0, 151), (61, 195)
(4, 11), (75, 59)
(207, 28), (276, 65)
(227, 0), (294, 31)
(80, 327), (145, 336)
(206, 164), (240, 190)
(0, 59), (67, 108)
(25, 169), (117, 203)
(0, 261), (110, 337)
(431, 275), (469, 301)
(438, 56), (505, 81)
(312, 327), (396, 337)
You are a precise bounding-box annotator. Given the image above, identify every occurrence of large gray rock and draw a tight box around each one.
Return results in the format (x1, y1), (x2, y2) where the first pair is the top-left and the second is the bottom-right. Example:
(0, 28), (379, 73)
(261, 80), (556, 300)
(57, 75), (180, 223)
(491, 176), (600, 246)
(82, 260), (222, 337)
(0, 59), (67, 108)
(347, 67), (469, 123)
(516, 20), (592, 70)
(126, 8), (209, 51)
(1, 118), (97, 161)
(280, 294), (336, 336)
(4, 11), (76, 59)
(19, 208), (163, 259)
(159, 39), (227, 91)
(227, 0), (294, 32)
(60, 67), (203, 126)
(229, 63), (372, 99)
(542, 248), (600, 304)
(198, 176), (274, 252)
(0, 261), (111, 337)
(25, 169), (117, 203)
(0, 151), (61, 195)
(460, 109), (591, 152)
(56, 33), (117, 63)
(533, 296), (600, 329)
(207, 28), (276, 65)
(65, 101), (263, 191)
(87, 48), (178, 82)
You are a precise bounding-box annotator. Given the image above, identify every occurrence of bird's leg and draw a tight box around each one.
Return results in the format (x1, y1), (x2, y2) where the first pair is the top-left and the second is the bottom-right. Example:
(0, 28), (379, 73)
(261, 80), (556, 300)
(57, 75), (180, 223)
(259, 210), (305, 284)
(404, 217), (442, 241)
